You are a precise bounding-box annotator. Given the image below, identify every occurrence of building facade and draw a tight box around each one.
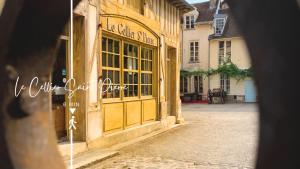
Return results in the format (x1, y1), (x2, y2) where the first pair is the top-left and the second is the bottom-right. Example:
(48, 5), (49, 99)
(51, 0), (192, 156)
(181, 0), (256, 103)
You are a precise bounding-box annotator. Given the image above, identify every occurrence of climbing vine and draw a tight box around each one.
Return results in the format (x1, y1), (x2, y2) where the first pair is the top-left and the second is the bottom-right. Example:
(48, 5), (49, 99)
(180, 62), (253, 81)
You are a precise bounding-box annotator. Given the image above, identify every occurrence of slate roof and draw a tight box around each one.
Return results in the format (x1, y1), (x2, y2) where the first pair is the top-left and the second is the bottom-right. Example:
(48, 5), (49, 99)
(193, 2), (216, 22)
(191, 2), (242, 39)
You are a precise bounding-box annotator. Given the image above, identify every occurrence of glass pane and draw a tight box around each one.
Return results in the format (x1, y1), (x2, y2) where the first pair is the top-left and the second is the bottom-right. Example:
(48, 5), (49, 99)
(149, 74), (152, 84)
(114, 71), (120, 84)
(141, 48), (145, 59)
(133, 46), (138, 58)
(124, 43), (128, 56)
(141, 60), (145, 71)
(102, 38), (107, 51)
(129, 85), (133, 97)
(149, 85), (152, 95)
(129, 45), (133, 56)
(102, 53), (107, 66)
(134, 72), (138, 84)
(133, 58), (138, 70)
(108, 39), (113, 52)
(124, 57), (128, 69)
(114, 55), (119, 68)
(102, 70), (107, 82)
(114, 41), (119, 54)
(149, 61), (152, 71)
(149, 50), (153, 60)
(114, 90), (120, 98)
(108, 54), (113, 67)
(124, 72), (128, 84)
(141, 74), (145, 84)
(129, 72), (133, 84)
(219, 41), (224, 48)
(134, 85), (138, 96)
(108, 70), (113, 82)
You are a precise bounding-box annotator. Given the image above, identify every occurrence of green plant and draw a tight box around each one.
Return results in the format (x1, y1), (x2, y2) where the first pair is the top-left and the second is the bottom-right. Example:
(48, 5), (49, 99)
(180, 62), (253, 81)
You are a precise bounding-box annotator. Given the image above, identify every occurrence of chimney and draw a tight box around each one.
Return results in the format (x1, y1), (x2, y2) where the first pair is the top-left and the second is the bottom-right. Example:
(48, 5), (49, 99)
(210, 0), (218, 9)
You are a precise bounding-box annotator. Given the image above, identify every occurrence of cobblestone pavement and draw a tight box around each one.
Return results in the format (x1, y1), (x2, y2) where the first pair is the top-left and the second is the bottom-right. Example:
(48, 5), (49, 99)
(85, 104), (259, 169)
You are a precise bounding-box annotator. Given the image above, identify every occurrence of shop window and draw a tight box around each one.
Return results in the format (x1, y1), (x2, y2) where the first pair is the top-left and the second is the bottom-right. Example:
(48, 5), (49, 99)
(141, 47), (153, 96)
(102, 36), (155, 99)
(123, 43), (139, 97)
(102, 37), (121, 98)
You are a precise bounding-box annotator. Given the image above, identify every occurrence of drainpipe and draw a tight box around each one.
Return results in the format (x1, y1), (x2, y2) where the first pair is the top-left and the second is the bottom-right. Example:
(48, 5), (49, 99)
(208, 39), (211, 91)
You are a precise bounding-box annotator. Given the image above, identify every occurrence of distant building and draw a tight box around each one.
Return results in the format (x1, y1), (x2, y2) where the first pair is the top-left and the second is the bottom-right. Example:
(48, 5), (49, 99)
(181, 0), (257, 103)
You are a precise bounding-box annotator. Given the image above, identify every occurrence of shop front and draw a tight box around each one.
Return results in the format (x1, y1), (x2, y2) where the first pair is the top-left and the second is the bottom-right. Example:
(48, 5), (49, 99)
(100, 14), (160, 134)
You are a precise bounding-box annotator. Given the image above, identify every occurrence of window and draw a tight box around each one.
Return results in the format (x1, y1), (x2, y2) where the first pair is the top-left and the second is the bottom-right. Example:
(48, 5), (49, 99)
(102, 36), (155, 99)
(190, 41), (199, 62)
(226, 41), (231, 62)
(102, 37), (121, 99)
(123, 43), (139, 97)
(194, 75), (203, 93)
(218, 41), (231, 64)
(215, 18), (225, 35)
(141, 47), (153, 96)
(218, 41), (225, 64)
(180, 76), (188, 93)
(185, 15), (195, 29)
(220, 74), (230, 93)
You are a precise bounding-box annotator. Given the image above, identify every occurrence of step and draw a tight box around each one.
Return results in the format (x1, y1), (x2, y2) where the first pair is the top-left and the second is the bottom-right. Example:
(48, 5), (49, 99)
(64, 148), (119, 169)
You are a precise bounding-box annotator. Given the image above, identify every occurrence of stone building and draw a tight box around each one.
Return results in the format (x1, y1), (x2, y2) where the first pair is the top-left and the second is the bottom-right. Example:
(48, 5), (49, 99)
(181, 0), (257, 103)
(51, 0), (193, 156)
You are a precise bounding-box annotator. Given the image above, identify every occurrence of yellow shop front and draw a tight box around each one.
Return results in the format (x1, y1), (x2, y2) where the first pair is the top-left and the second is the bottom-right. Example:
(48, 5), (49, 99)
(100, 14), (160, 134)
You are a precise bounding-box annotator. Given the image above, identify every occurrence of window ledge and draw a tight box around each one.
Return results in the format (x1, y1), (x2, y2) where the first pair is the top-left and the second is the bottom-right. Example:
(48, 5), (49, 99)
(189, 61), (200, 64)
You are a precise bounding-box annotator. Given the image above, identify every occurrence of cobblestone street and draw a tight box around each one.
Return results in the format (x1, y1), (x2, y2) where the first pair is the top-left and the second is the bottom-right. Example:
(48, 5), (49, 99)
(84, 104), (258, 169)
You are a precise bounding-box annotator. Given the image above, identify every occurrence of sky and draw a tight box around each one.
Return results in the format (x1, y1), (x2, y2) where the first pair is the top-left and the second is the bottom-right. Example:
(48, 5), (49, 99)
(186, 0), (208, 4)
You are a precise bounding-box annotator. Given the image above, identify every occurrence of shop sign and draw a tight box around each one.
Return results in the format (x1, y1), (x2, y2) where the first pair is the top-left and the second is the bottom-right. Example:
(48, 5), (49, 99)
(102, 16), (158, 46)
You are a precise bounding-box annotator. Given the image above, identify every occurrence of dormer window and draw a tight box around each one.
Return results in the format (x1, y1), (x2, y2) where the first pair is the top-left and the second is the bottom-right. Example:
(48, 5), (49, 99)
(214, 14), (227, 35)
(185, 15), (195, 29)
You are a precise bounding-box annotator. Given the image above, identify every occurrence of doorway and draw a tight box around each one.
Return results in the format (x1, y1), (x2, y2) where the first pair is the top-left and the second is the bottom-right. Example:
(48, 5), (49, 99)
(52, 37), (68, 142)
(166, 47), (176, 116)
(245, 79), (257, 103)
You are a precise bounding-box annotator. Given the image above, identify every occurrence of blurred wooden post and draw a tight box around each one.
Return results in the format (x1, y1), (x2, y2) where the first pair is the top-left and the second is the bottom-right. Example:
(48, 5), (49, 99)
(227, 0), (300, 168)
(0, 0), (80, 168)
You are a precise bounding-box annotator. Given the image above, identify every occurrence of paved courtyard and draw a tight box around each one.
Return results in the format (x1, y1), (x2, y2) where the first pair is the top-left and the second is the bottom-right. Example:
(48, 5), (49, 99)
(85, 104), (259, 169)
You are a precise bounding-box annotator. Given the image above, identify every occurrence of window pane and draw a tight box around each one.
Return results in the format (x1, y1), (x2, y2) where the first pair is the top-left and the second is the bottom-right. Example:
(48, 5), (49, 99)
(114, 55), (120, 68)
(102, 53), (107, 66)
(108, 39), (113, 52)
(134, 85), (138, 96)
(134, 72), (138, 84)
(124, 72), (128, 84)
(114, 71), (120, 84)
(102, 70), (107, 82)
(124, 43), (128, 55)
(102, 38), (107, 51)
(108, 54), (113, 67)
(114, 41), (119, 54)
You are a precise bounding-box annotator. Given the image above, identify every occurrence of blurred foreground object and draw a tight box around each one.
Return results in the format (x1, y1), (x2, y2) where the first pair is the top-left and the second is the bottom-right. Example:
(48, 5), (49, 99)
(0, 0), (79, 169)
(227, 0), (300, 168)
